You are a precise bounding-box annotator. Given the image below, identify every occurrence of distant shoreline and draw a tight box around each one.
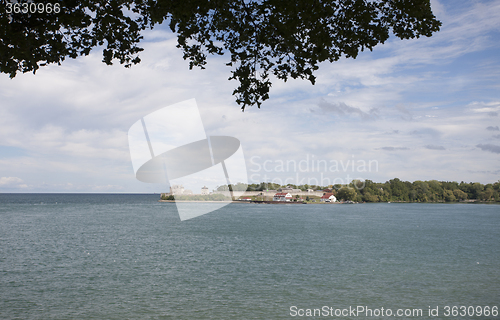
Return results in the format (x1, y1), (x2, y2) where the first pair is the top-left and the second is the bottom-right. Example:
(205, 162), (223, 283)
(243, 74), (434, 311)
(158, 200), (313, 204)
(158, 200), (499, 204)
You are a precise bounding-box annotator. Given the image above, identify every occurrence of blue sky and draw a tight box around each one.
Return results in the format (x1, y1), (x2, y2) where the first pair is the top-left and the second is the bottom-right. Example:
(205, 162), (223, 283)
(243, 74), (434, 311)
(0, 0), (499, 192)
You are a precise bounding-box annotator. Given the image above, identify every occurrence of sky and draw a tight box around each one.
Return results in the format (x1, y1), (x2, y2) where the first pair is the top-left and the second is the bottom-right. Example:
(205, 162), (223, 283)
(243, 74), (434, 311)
(0, 0), (499, 193)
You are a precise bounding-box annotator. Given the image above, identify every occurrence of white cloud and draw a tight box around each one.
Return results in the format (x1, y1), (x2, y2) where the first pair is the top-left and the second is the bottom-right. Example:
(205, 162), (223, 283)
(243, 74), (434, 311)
(0, 177), (28, 188)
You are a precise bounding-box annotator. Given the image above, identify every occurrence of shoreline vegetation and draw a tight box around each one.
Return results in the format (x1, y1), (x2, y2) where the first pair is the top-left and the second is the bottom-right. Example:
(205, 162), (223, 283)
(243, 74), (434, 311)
(160, 179), (500, 204)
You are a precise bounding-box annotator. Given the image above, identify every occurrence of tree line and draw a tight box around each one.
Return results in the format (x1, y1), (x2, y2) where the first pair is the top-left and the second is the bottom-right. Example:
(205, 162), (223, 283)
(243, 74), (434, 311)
(241, 179), (500, 202)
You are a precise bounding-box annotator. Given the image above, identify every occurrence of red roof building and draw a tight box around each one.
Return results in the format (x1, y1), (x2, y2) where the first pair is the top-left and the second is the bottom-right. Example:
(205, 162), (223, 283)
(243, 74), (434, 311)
(273, 192), (292, 201)
(320, 193), (337, 202)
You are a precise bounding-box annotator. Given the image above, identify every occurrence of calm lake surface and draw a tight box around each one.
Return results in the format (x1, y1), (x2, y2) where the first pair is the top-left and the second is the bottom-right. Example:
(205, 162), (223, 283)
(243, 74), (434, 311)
(1, 194), (499, 319)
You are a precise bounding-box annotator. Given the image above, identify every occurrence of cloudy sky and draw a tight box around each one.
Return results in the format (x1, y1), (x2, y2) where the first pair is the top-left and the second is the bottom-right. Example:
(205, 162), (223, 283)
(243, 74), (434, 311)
(1, 0), (499, 193)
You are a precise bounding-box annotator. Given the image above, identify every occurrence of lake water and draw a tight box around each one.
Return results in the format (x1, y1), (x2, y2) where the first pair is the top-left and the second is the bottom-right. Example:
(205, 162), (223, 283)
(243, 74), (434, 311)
(1, 194), (499, 319)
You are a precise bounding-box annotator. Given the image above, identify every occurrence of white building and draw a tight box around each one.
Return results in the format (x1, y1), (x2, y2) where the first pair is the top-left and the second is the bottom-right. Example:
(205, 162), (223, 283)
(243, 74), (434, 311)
(320, 193), (337, 202)
(201, 186), (209, 195)
(273, 192), (292, 201)
(170, 185), (192, 195)
(170, 185), (184, 195)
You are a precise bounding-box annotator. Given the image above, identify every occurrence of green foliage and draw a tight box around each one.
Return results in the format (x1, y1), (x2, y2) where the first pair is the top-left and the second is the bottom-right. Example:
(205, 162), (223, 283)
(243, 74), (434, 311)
(388, 178), (410, 201)
(208, 179), (499, 203)
(453, 189), (467, 201)
(246, 182), (282, 191)
(0, 0), (146, 78)
(1, 0), (441, 109)
(443, 190), (456, 202)
(336, 179), (499, 203)
(362, 192), (379, 202)
(336, 187), (357, 201)
(216, 182), (248, 191)
(412, 181), (430, 202)
(160, 194), (175, 200)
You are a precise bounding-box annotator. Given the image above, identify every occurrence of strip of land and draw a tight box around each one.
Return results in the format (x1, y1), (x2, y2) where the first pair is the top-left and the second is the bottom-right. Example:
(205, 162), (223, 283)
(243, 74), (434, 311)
(160, 179), (500, 203)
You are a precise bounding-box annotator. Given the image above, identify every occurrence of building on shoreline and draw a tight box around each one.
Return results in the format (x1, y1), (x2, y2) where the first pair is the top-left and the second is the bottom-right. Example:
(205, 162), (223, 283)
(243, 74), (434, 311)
(273, 192), (293, 202)
(201, 186), (209, 195)
(320, 193), (337, 202)
(212, 189), (327, 199)
(169, 185), (193, 195)
(162, 184), (333, 200)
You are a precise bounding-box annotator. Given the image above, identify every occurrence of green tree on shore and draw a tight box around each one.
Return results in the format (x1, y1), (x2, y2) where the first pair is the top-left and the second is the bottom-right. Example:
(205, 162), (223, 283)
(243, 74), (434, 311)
(213, 179), (500, 203)
(336, 187), (357, 201)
